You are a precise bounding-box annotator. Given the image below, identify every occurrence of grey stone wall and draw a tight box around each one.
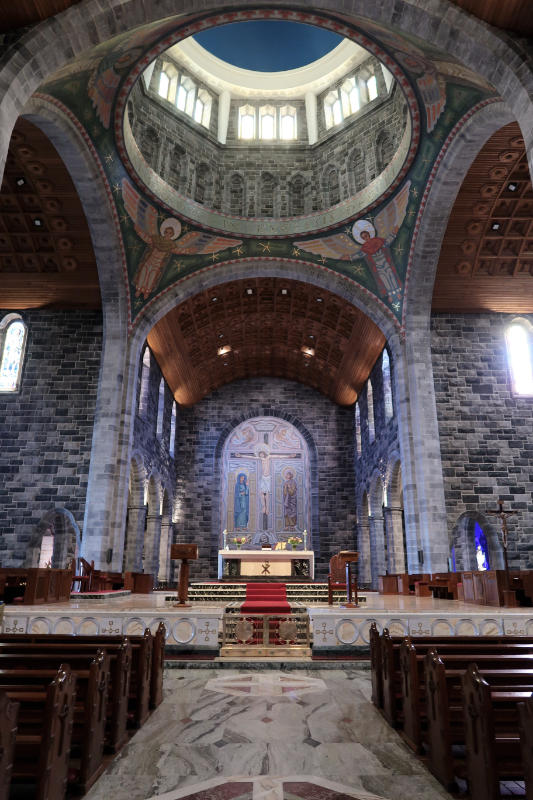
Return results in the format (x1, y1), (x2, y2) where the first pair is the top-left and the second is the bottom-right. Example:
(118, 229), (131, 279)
(431, 313), (533, 570)
(174, 377), (357, 580)
(0, 310), (102, 566)
(131, 59), (406, 217)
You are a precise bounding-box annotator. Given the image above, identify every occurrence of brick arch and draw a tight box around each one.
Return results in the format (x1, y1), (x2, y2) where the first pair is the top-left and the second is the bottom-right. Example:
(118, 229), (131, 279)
(213, 406), (320, 559)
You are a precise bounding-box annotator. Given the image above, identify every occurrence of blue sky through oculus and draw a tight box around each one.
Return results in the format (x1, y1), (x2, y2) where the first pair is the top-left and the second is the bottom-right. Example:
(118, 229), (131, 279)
(194, 21), (343, 72)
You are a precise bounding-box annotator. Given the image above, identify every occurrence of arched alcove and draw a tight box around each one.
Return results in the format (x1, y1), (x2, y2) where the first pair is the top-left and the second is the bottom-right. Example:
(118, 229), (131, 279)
(220, 417), (311, 548)
(30, 508), (81, 569)
(451, 511), (503, 572)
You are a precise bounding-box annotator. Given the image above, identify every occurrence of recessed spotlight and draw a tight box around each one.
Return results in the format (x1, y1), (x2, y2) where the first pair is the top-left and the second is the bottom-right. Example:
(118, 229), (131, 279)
(246, 288), (254, 295)
(309, 334), (315, 339)
(316, 297), (323, 303)
(223, 362), (228, 366)
(211, 296), (218, 302)
(217, 345), (232, 356)
(491, 222), (501, 231)
(281, 288), (288, 295)
(33, 218), (43, 227)
(301, 346), (315, 357)
(218, 333), (224, 339)
(16, 177), (25, 187)
(508, 182), (517, 192)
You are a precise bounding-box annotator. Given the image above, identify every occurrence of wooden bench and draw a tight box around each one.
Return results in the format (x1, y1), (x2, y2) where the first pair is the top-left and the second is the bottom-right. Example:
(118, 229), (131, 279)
(0, 690), (18, 800)
(6, 664), (77, 800)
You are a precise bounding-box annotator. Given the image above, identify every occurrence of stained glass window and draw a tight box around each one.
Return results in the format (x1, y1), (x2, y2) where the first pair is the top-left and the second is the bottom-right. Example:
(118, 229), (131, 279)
(169, 401), (177, 458)
(0, 317), (27, 392)
(382, 349), (393, 421)
(156, 378), (165, 439)
(367, 381), (375, 443)
(506, 320), (533, 395)
(138, 347), (151, 416)
(474, 522), (490, 571)
(355, 402), (362, 456)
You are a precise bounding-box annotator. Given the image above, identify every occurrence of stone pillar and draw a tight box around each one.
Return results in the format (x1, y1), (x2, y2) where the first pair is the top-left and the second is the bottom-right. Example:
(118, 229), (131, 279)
(392, 330), (448, 573)
(368, 515), (386, 589)
(158, 521), (172, 582)
(357, 520), (372, 585)
(143, 513), (162, 578)
(218, 90), (231, 144)
(384, 506), (406, 573)
(123, 505), (147, 572)
(305, 92), (318, 145)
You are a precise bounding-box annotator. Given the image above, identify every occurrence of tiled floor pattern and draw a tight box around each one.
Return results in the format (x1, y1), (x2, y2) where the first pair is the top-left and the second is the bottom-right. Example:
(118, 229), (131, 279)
(84, 669), (453, 800)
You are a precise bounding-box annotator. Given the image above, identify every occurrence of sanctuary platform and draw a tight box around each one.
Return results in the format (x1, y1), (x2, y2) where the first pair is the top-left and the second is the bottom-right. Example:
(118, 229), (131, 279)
(4, 585), (533, 651)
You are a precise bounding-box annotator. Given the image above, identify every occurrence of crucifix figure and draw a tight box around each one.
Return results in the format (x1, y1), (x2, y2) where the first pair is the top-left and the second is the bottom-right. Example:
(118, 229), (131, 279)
(487, 498), (518, 587)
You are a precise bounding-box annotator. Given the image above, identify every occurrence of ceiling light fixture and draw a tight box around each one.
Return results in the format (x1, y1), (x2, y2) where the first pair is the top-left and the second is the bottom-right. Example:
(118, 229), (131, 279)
(246, 288), (254, 295)
(16, 177), (25, 187)
(491, 222), (500, 231)
(316, 297), (323, 303)
(281, 288), (288, 295)
(301, 346), (315, 357)
(33, 218), (43, 227)
(211, 296), (218, 302)
(218, 345), (232, 356)
(508, 183), (517, 192)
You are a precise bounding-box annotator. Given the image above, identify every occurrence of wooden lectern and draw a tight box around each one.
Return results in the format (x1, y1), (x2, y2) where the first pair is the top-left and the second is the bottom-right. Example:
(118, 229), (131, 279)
(170, 544), (198, 607)
(339, 550), (359, 607)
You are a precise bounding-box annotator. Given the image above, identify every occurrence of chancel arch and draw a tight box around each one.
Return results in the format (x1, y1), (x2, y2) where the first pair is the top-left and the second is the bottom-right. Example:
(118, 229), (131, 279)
(220, 417), (311, 549)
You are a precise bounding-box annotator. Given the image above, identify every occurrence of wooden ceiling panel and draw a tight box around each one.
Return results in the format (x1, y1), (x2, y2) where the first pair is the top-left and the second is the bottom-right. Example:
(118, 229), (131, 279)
(0, 118), (101, 309)
(448, 0), (533, 36)
(147, 277), (386, 407)
(432, 122), (533, 312)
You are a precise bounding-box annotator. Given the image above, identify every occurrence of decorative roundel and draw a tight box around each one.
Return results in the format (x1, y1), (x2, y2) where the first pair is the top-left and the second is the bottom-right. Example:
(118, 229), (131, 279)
(352, 219), (376, 243)
(335, 618), (359, 645)
(160, 218), (181, 239)
(172, 617), (196, 644)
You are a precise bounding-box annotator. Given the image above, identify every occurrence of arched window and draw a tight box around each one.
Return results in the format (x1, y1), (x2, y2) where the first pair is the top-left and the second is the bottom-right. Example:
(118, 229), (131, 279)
(382, 349), (393, 421)
(506, 318), (533, 395)
(324, 90), (340, 130)
(156, 378), (165, 439)
(158, 70), (170, 100)
(366, 74), (378, 101)
(367, 381), (375, 443)
(355, 402), (362, 456)
(138, 347), (151, 417)
(341, 76), (360, 117)
(0, 314), (27, 393)
(38, 529), (54, 567)
(176, 75), (195, 116)
(259, 105), (276, 140)
(376, 131), (394, 174)
(194, 88), (212, 128)
(280, 106), (297, 140)
(239, 105), (255, 140)
(323, 165), (340, 206)
(169, 401), (177, 458)
(474, 521), (490, 571)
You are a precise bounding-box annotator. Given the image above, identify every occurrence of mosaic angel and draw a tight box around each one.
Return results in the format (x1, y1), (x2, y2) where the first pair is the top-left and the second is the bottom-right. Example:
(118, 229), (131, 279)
(295, 181), (410, 305)
(122, 179), (242, 300)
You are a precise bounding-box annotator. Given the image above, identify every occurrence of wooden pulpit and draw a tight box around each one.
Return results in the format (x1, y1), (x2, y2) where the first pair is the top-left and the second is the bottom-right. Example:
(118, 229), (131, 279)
(339, 550), (359, 607)
(170, 544), (198, 607)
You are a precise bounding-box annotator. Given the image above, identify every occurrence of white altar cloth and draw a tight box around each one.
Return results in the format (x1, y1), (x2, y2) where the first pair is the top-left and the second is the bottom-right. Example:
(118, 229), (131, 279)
(217, 549), (315, 580)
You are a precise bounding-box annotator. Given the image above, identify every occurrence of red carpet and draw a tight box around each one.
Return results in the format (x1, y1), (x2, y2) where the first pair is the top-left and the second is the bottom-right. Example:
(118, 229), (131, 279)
(240, 582), (291, 613)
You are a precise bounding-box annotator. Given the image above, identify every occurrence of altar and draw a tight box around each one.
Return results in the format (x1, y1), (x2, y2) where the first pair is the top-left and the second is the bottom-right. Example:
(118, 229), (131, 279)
(218, 549), (315, 580)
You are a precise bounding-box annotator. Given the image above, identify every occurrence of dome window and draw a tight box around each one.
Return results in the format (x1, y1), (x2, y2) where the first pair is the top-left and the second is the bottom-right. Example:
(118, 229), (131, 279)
(158, 70), (170, 101)
(194, 88), (212, 128)
(259, 105), (276, 140)
(280, 106), (297, 140)
(366, 74), (378, 101)
(176, 75), (195, 116)
(341, 77), (360, 116)
(239, 105), (256, 140)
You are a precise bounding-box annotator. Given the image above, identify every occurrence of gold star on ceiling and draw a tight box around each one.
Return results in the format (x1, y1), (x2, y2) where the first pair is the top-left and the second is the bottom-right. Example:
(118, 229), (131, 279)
(392, 301), (401, 311)
(352, 265), (365, 275)
(394, 245), (404, 256)
(259, 242), (271, 253)
(120, 214), (129, 224)
(104, 154), (114, 165)
(233, 246), (244, 256)
(292, 247), (301, 257)
(318, 255), (327, 264)
(411, 187), (419, 198)
(112, 183), (121, 195)
(210, 252), (220, 262)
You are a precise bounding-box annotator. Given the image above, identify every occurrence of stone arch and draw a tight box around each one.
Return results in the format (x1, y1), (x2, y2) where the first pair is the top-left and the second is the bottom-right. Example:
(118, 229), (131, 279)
(451, 511), (503, 572)
(167, 143), (187, 193)
(123, 452), (146, 571)
(288, 173), (306, 216)
(139, 125), (159, 172)
(259, 171), (279, 217)
(385, 455), (406, 573)
(214, 407), (319, 562)
(376, 130), (394, 174)
(194, 162), (212, 205)
(29, 508), (81, 569)
(347, 147), (367, 195)
(368, 473), (386, 587)
(158, 488), (173, 584)
(143, 472), (162, 582)
(227, 172), (246, 216)
(357, 490), (372, 585)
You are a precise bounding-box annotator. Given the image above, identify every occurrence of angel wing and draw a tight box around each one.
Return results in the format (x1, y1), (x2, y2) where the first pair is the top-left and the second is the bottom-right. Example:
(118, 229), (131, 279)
(88, 65), (120, 129)
(121, 178), (158, 237)
(175, 230), (242, 255)
(417, 72), (446, 133)
(374, 181), (411, 240)
(294, 233), (361, 261)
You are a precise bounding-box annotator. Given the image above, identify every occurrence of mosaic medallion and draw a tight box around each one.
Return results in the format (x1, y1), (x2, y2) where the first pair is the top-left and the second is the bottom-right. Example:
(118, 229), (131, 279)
(205, 673), (327, 698)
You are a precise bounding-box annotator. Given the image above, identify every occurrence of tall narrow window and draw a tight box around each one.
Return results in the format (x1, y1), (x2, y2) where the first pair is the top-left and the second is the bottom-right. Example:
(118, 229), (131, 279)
(176, 76), (195, 115)
(324, 90), (338, 130)
(366, 74), (378, 101)
(382, 349), (393, 421)
(341, 77), (360, 116)
(169, 401), (177, 458)
(259, 105), (276, 140)
(355, 402), (362, 456)
(280, 106), (297, 140)
(158, 70), (170, 100)
(506, 319), (533, 395)
(0, 315), (27, 393)
(367, 381), (375, 443)
(239, 105), (255, 139)
(194, 88), (212, 128)
(138, 347), (151, 417)
(38, 530), (54, 567)
(156, 378), (165, 439)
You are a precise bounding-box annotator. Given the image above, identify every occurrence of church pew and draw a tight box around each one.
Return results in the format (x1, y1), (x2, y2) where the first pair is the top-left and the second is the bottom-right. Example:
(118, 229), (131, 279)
(0, 690), (18, 800)
(462, 663), (533, 800)
(0, 626), (160, 726)
(0, 637), (131, 751)
(7, 665), (76, 800)
(0, 651), (108, 792)
(399, 637), (533, 750)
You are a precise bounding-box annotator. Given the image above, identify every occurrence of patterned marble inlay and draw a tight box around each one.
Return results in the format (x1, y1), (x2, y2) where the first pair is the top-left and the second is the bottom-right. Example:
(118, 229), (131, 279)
(205, 674), (327, 698)
(148, 775), (388, 800)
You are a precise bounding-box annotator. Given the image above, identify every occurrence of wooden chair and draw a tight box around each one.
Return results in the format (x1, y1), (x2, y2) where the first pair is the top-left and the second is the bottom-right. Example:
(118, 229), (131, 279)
(71, 558), (94, 593)
(327, 553), (357, 604)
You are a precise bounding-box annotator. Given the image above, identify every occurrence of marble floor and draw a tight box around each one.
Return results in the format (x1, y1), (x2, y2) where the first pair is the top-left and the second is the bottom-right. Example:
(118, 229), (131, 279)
(84, 667), (453, 800)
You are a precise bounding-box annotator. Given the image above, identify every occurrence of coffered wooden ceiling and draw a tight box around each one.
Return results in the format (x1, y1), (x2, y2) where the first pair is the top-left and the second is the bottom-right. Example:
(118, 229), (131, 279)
(147, 278), (386, 407)
(0, 118), (101, 309)
(432, 123), (533, 313)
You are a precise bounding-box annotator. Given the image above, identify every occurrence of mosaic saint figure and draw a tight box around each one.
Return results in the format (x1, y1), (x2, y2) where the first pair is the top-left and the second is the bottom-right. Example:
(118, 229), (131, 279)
(122, 178), (242, 300)
(295, 181), (410, 306)
(234, 473), (249, 530)
(283, 471), (298, 530)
